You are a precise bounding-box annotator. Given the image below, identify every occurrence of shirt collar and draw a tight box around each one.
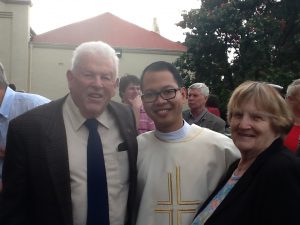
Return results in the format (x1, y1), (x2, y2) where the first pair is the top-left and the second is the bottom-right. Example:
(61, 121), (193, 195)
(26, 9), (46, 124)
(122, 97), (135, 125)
(64, 95), (110, 131)
(0, 87), (15, 119)
(154, 120), (191, 141)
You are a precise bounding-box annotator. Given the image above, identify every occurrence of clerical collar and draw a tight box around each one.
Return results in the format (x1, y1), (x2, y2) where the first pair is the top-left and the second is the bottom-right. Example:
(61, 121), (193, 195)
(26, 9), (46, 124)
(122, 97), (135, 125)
(154, 120), (191, 141)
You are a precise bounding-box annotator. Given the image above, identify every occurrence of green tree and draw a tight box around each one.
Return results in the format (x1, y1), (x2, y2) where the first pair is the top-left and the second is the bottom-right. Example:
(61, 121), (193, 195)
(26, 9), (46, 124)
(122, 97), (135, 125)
(175, 0), (300, 117)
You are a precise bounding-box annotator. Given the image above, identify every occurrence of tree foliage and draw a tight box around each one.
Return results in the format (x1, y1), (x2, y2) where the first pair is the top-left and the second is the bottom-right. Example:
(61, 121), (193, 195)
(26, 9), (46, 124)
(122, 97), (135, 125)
(175, 0), (300, 116)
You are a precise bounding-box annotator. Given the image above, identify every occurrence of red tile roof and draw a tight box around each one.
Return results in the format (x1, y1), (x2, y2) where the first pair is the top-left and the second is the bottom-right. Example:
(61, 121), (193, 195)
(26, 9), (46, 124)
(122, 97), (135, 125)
(32, 12), (187, 52)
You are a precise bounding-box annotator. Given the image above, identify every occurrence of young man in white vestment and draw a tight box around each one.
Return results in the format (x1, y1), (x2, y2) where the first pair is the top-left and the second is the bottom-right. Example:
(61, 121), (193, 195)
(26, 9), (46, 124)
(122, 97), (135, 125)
(136, 61), (240, 225)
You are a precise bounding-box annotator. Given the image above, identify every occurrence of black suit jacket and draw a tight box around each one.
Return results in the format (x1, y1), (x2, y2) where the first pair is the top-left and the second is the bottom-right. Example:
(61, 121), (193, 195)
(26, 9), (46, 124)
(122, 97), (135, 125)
(182, 109), (226, 134)
(195, 138), (300, 225)
(1, 96), (138, 225)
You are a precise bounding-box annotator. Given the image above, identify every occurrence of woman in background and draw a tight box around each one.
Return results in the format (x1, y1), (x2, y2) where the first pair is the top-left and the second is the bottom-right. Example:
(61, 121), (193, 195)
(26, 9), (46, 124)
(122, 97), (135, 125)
(192, 81), (300, 225)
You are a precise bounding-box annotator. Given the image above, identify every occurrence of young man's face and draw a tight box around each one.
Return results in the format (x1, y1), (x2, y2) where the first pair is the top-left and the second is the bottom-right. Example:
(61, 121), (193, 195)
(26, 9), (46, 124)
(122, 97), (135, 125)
(141, 70), (186, 132)
(122, 83), (141, 104)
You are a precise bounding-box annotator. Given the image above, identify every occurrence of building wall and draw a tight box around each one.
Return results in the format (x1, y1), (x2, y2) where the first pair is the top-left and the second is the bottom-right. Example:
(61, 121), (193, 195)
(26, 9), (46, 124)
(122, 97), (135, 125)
(0, 1), (30, 91)
(30, 44), (184, 101)
(0, 1), (185, 102)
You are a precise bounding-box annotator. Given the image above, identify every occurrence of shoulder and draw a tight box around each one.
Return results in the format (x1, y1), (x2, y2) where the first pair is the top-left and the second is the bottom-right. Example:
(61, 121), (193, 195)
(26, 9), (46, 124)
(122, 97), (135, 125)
(109, 101), (131, 113)
(190, 124), (233, 144)
(10, 97), (64, 124)
(259, 148), (300, 203)
(192, 125), (239, 152)
(14, 92), (50, 105)
(265, 148), (300, 174)
(205, 111), (225, 123)
(108, 101), (134, 120)
(137, 131), (155, 142)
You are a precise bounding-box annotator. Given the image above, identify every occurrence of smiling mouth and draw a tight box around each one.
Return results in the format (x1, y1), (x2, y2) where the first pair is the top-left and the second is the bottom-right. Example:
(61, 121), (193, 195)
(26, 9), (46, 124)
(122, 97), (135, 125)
(154, 108), (171, 116)
(88, 93), (103, 98)
(238, 133), (255, 138)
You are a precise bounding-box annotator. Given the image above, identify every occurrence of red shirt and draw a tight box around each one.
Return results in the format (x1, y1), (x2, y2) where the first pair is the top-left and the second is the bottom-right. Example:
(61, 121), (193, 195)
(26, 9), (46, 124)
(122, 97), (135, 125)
(207, 107), (221, 117)
(284, 125), (300, 153)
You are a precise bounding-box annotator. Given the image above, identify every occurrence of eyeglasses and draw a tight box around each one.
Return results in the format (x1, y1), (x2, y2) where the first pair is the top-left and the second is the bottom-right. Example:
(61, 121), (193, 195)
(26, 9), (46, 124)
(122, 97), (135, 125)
(141, 88), (181, 103)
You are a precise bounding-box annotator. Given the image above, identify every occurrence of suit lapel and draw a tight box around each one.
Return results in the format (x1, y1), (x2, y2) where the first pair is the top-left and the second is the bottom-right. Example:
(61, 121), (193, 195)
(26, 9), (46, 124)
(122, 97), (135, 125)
(44, 97), (73, 225)
(108, 101), (138, 225)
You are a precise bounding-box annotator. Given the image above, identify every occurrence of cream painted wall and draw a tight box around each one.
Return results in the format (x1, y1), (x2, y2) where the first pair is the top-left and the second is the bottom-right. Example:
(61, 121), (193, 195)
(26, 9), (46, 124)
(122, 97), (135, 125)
(30, 44), (184, 102)
(0, 1), (185, 102)
(0, 1), (186, 104)
(30, 45), (72, 99)
(0, 1), (30, 91)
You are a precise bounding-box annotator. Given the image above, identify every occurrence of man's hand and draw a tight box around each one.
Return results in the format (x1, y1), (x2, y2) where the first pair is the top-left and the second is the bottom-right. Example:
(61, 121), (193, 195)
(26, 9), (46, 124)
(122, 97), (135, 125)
(128, 95), (142, 111)
(128, 95), (142, 129)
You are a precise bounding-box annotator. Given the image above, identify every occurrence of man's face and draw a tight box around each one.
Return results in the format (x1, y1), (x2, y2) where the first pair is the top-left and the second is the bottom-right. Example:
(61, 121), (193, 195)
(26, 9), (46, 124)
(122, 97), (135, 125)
(188, 88), (208, 111)
(67, 52), (118, 118)
(286, 91), (300, 118)
(141, 70), (186, 132)
(122, 83), (141, 104)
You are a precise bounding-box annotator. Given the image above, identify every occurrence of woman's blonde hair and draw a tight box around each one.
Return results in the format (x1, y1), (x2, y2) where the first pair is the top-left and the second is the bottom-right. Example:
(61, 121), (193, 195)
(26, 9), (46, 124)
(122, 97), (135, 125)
(227, 81), (293, 136)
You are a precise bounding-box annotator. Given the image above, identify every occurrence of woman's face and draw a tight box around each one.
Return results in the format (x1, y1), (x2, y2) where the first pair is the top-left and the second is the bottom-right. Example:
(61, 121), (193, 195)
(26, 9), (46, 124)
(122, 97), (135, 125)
(229, 99), (278, 157)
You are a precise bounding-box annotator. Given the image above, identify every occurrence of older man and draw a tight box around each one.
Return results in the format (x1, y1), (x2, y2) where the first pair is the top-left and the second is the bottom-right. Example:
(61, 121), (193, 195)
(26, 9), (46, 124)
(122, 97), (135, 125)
(1, 41), (138, 225)
(183, 83), (226, 133)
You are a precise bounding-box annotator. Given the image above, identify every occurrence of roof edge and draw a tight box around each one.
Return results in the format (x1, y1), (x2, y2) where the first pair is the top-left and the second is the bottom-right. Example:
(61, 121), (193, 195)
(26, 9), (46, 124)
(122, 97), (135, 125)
(31, 42), (186, 54)
(1, 0), (32, 6)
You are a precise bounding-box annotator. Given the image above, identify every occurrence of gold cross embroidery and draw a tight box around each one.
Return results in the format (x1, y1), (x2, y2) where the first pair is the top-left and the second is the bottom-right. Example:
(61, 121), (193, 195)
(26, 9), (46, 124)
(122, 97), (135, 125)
(155, 166), (201, 225)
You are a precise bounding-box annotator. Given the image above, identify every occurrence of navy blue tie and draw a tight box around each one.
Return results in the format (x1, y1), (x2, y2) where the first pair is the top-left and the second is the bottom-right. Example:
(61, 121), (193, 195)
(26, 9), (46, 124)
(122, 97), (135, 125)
(85, 119), (109, 225)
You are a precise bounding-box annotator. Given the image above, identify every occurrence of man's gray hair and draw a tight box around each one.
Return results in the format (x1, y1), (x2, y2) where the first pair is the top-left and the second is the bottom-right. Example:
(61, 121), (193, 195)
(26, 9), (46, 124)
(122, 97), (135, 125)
(70, 41), (119, 78)
(188, 83), (209, 96)
(0, 62), (9, 88)
(286, 79), (300, 98)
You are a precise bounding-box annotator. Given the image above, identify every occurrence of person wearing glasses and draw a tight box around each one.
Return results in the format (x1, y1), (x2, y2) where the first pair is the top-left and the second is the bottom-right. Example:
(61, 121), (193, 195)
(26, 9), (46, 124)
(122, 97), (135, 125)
(135, 61), (240, 225)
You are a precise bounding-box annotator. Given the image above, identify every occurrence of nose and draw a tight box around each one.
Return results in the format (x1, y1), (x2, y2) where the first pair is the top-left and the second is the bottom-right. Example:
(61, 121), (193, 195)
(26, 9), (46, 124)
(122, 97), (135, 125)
(238, 115), (252, 129)
(93, 76), (103, 87)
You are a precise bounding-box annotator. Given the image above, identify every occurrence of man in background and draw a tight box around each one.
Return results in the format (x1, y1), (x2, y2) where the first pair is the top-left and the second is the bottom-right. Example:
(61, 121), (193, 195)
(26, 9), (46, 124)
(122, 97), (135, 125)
(119, 74), (155, 134)
(0, 62), (50, 194)
(183, 82), (226, 134)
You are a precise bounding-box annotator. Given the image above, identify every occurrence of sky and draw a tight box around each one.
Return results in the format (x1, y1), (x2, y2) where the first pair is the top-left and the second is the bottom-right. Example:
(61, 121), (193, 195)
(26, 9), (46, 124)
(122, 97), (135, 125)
(30, 0), (201, 42)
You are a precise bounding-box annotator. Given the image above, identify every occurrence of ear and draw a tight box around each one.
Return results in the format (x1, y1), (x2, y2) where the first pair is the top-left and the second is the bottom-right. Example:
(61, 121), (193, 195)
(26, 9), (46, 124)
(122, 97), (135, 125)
(114, 78), (120, 88)
(66, 70), (73, 82)
(180, 87), (187, 99)
(66, 70), (74, 89)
